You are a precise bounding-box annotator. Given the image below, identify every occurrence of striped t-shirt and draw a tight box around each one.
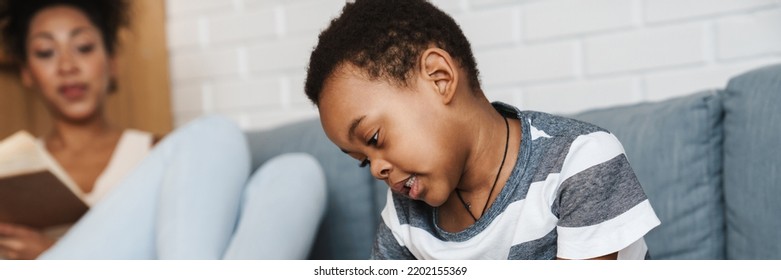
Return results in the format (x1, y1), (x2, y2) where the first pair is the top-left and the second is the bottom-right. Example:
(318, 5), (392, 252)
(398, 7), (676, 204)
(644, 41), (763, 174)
(371, 102), (661, 260)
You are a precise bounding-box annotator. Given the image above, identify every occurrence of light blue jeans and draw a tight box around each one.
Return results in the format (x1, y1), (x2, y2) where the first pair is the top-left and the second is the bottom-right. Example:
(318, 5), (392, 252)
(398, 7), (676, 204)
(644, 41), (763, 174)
(38, 116), (327, 259)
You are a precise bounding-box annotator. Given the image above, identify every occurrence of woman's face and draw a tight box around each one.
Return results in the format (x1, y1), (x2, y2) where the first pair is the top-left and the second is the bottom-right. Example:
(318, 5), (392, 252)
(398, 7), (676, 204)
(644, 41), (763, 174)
(21, 5), (115, 122)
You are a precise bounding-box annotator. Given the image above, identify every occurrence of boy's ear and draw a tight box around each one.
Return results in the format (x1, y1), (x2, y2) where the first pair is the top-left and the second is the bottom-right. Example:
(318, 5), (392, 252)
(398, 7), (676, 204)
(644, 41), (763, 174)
(420, 48), (457, 104)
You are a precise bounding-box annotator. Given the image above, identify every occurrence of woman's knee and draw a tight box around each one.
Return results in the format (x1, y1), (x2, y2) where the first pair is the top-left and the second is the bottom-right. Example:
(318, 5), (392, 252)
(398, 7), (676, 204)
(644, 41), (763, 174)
(182, 115), (246, 146)
(248, 153), (327, 204)
(163, 115), (249, 164)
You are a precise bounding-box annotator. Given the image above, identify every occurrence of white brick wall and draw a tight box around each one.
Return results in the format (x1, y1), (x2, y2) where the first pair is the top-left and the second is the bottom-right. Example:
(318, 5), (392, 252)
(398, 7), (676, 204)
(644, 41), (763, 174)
(479, 41), (578, 86)
(455, 8), (520, 48)
(208, 9), (277, 45)
(166, 0), (781, 130)
(170, 48), (239, 80)
(644, 0), (778, 23)
(524, 77), (641, 113)
(523, 0), (635, 41)
(584, 23), (707, 75)
(716, 8), (781, 59)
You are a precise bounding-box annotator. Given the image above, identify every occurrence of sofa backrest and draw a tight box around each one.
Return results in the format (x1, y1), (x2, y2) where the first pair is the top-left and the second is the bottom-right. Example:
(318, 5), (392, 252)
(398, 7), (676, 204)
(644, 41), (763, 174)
(722, 64), (781, 259)
(571, 63), (781, 260)
(572, 90), (726, 259)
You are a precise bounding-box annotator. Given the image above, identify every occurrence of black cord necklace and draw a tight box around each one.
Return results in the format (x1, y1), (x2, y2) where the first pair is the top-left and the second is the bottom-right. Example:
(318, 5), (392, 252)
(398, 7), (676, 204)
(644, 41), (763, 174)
(456, 115), (510, 222)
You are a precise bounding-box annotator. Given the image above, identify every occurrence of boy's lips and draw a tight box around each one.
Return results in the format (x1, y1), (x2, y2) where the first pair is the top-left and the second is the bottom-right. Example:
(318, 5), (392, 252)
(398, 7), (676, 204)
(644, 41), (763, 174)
(391, 174), (420, 199)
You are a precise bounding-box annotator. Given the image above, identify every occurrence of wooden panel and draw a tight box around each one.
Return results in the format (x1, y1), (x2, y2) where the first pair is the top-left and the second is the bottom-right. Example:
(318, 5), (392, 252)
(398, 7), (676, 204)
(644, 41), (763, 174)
(0, 53), (10, 65)
(0, 0), (172, 139)
(111, 0), (173, 136)
(0, 67), (34, 138)
(0, 40), (12, 65)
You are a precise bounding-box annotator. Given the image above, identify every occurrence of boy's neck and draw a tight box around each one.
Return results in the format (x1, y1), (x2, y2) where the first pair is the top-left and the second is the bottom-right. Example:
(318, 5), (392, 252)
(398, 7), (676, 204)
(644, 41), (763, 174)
(438, 94), (521, 232)
(458, 95), (513, 191)
(441, 93), (521, 228)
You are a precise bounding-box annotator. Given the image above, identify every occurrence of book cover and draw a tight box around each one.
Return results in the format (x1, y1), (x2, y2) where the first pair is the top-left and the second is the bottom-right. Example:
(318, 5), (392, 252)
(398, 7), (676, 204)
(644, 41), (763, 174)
(0, 131), (88, 229)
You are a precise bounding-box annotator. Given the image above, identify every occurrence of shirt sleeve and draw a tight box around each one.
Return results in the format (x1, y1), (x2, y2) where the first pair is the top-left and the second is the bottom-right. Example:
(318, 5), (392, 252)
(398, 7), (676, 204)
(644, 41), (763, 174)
(554, 132), (660, 259)
(370, 222), (416, 260)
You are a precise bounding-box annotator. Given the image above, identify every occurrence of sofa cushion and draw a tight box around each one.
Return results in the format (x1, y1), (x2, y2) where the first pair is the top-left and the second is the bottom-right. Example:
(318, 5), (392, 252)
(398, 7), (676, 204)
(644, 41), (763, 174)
(571, 91), (724, 259)
(244, 118), (381, 259)
(723, 64), (781, 259)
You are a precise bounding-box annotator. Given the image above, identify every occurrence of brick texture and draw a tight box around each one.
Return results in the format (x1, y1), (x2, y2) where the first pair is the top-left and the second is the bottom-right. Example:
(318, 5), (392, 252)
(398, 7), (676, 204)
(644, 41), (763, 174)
(166, 0), (781, 130)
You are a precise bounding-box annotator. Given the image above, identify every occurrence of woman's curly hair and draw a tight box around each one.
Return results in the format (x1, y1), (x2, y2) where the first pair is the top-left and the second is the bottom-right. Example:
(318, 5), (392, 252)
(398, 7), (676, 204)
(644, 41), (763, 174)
(0, 0), (130, 63)
(305, 0), (481, 105)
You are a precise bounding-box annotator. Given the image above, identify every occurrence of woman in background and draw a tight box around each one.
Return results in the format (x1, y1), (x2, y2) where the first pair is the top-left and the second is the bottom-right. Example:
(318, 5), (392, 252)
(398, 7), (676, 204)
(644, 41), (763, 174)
(0, 0), (326, 260)
(0, 0), (154, 259)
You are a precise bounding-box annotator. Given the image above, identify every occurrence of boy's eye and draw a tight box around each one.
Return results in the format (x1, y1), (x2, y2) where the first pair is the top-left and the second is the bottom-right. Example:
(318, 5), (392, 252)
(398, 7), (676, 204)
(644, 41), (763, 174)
(359, 131), (379, 167)
(367, 131), (378, 146)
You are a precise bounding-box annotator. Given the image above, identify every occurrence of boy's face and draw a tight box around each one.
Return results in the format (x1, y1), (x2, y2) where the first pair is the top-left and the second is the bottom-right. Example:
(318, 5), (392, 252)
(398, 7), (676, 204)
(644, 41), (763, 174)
(319, 64), (468, 207)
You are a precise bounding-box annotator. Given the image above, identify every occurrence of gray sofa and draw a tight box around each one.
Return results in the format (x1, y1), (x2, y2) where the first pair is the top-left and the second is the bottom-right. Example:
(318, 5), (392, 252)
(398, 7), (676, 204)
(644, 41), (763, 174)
(245, 63), (781, 260)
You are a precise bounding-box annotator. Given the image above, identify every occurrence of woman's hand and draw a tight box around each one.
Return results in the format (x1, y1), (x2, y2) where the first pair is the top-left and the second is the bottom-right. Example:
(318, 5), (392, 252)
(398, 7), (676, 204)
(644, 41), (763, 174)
(0, 223), (55, 259)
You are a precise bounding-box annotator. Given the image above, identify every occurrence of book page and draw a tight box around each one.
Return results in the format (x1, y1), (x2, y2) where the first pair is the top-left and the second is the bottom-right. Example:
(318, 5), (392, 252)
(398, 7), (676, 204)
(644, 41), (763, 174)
(0, 130), (85, 199)
(0, 131), (48, 177)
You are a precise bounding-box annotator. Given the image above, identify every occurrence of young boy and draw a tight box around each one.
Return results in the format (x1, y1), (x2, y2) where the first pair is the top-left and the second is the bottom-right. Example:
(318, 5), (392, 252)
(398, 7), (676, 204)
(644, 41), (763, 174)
(304, 0), (660, 260)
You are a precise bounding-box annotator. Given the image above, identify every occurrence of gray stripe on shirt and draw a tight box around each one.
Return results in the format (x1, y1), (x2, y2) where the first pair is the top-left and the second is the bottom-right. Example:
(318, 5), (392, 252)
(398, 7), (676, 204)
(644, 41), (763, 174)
(555, 154), (647, 227)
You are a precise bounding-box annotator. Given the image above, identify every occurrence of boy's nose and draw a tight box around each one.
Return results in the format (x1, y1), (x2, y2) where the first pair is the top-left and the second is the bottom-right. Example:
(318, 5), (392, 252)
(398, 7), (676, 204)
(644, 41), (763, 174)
(370, 158), (392, 180)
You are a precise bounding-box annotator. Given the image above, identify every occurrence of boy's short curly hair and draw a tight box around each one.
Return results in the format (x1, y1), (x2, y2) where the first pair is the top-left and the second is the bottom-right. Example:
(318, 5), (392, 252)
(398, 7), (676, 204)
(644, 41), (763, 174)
(305, 0), (481, 105)
(0, 0), (130, 63)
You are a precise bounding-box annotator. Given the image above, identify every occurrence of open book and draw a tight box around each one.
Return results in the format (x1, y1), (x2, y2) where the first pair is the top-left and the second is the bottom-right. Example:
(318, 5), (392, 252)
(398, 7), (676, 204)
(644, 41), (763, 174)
(0, 131), (88, 229)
